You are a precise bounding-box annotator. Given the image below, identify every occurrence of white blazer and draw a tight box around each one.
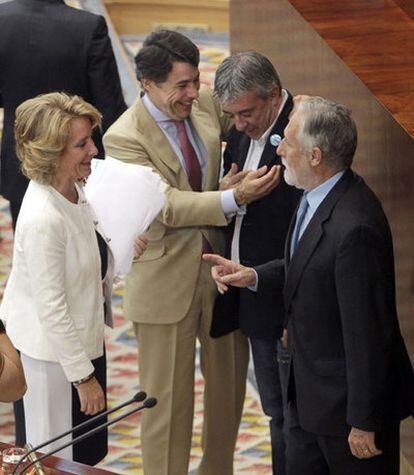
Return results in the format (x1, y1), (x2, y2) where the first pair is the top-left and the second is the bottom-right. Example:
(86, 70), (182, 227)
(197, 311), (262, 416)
(0, 181), (114, 382)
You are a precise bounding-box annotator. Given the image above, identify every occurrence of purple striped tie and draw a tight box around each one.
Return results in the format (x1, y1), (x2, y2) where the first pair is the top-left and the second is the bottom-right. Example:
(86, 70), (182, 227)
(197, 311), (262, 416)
(171, 120), (202, 192)
(171, 120), (212, 253)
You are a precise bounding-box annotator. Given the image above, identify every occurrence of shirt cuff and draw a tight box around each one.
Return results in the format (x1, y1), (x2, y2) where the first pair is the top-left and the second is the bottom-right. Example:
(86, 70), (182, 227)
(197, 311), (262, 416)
(221, 189), (246, 217)
(247, 269), (259, 292)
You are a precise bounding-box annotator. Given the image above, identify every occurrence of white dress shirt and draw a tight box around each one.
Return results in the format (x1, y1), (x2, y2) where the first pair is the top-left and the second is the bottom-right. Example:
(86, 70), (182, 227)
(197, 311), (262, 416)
(296, 170), (345, 243)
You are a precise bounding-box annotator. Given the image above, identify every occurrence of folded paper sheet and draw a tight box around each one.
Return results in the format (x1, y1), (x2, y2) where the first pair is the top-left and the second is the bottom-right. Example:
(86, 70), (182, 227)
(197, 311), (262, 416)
(85, 157), (166, 275)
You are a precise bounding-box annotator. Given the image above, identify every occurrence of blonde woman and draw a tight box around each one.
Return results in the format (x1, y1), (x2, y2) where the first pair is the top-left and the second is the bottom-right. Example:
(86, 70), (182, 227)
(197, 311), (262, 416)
(0, 93), (139, 464)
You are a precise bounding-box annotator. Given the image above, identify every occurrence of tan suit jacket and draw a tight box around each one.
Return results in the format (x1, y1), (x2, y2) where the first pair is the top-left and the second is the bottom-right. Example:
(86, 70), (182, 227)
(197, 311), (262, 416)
(103, 87), (232, 324)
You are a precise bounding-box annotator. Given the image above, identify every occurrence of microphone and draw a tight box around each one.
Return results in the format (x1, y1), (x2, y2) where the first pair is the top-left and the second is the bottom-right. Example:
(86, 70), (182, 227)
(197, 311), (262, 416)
(143, 397), (157, 408)
(18, 397), (157, 475)
(11, 391), (147, 475)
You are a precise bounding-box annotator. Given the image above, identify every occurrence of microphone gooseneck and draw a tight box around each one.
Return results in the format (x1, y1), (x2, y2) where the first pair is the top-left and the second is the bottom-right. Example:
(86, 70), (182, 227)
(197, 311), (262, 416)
(17, 399), (157, 475)
(12, 391), (147, 475)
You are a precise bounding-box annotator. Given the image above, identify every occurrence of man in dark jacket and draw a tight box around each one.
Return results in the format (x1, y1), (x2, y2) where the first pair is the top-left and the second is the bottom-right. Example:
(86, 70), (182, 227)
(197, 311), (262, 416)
(205, 96), (414, 475)
(213, 52), (301, 475)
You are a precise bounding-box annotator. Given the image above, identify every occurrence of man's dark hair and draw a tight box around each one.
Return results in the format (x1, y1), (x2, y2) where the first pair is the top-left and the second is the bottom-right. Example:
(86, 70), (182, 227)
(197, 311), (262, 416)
(214, 51), (282, 104)
(135, 30), (200, 84)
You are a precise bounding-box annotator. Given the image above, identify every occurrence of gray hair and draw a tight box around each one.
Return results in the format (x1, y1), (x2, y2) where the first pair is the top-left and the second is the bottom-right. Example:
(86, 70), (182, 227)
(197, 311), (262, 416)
(214, 51), (282, 104)
(296, 97), (357, 170)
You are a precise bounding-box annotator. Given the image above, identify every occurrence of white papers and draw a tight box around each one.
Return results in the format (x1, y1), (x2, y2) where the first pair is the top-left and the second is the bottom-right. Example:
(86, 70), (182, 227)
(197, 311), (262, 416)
(85, 157), (166, 275)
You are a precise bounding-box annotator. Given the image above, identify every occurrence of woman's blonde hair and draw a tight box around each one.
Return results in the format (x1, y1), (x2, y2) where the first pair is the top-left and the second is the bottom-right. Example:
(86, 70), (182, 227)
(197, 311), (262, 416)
(14, 92), (102, 185)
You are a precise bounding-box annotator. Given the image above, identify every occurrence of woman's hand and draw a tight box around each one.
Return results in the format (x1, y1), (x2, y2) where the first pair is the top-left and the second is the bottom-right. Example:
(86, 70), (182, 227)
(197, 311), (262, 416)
(133, 234), (148, 261)
(76, 376), (105, 416)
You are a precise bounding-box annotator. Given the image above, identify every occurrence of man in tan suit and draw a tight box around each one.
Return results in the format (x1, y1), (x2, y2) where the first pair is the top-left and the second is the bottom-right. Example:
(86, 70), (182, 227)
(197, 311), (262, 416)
(103, 30), (279, 475)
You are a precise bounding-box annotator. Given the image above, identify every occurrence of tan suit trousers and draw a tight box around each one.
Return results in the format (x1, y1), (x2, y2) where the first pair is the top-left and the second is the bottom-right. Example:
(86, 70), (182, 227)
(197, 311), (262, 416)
(134, 261), (249, 475)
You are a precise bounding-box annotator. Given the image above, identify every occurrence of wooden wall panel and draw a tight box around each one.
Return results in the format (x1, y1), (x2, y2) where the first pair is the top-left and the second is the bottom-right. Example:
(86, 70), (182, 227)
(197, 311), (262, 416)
(105, 0), (229, 34)
(287, 0), (414, 138)
(395, 0), (414, 18)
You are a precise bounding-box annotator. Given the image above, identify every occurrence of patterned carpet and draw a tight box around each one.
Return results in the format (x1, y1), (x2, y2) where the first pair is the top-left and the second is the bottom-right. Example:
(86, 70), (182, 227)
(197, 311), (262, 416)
(0, 28), (273, 475)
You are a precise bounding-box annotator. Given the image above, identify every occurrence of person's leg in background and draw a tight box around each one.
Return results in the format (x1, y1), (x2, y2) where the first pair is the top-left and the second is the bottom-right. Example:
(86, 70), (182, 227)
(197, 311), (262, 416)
(251, 337), (289, 475)
(198, 261), (249, 475)
(9, 198), (25, 445)
(9, 199), (21, 231)
(134, 313), (198, 475)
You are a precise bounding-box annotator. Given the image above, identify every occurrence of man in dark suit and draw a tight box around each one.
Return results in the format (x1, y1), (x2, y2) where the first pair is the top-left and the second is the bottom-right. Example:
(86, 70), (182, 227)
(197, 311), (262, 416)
(0, 0), (126, 228)
(204, 96), (414, 474)
(213, 52), (301, 475)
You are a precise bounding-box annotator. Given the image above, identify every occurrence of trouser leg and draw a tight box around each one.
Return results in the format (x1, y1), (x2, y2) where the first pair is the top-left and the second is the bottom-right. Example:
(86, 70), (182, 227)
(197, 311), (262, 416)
(197, 261), (249, 475)
(285, 405), (330, 475)
(134, 304), (198, 475)
(13, 349), (26, 446)
(21, 354), (72, 460)
(9, 200), (24, 445)
(287, 401), (400, 475)
(250, 337), (287, 475)
(319, 422), (401, 475)
(13, 399), (26, 446)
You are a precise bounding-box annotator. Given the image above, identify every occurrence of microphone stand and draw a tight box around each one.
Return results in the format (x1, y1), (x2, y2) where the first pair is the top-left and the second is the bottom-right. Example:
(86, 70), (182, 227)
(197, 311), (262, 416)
(11, 391), (148, 475)
(18, 398), (157, 475)
(22, 444), (46, 475)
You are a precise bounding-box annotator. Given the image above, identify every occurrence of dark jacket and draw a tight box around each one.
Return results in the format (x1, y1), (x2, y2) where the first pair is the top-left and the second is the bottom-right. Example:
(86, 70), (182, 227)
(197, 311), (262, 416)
(211, 91), (301, 339)
(257, 169), (414, 435)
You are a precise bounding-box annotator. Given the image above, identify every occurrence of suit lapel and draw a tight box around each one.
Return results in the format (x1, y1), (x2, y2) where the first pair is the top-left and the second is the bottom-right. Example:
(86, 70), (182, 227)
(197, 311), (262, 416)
(258, 91), (293, 169)
(135, 98), (190, 189)
(284, 169), (355, 307)
(139, 94), (221, 192)
(235, 134), (251, 170)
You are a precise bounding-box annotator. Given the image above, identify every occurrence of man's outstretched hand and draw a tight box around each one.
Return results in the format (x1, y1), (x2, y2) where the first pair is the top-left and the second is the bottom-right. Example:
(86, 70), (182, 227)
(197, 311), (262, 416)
(202, 254), (256, 294)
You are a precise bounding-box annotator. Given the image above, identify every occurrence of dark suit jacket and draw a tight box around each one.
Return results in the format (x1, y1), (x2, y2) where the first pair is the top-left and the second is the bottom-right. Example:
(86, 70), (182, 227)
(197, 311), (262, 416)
(0, 0), (126, 203)
(257, 169), (414, 436)
(211, 91), (301, 339)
